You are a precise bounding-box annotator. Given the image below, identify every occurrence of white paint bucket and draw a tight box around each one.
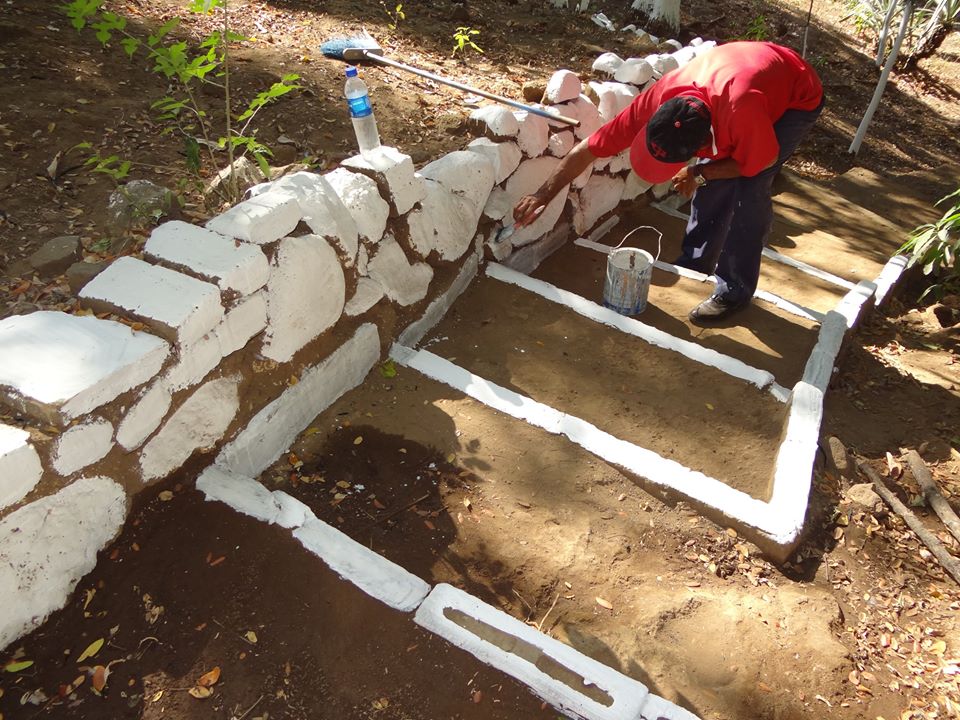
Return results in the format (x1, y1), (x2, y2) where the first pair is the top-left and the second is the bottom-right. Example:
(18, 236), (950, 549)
(603, 247), (654, 315)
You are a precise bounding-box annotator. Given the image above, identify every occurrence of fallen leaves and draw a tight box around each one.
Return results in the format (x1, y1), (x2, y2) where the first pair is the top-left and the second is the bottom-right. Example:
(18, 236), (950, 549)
(76, 638), (104, 663)
(595, 597), (613, 610)
(3, 660), (33, 673)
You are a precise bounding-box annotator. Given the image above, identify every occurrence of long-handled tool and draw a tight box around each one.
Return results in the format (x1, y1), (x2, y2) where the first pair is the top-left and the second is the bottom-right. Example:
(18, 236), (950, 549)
(320, 32), (580, 127)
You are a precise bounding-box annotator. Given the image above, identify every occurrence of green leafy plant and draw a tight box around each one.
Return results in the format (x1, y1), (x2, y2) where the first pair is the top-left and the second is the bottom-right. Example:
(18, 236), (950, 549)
(743, 14), (769, 40)
(62, 0), (300, 204)
(380, 1), (405, 29)
(452, 26), (484, 58)
(899, 187), (960, 300)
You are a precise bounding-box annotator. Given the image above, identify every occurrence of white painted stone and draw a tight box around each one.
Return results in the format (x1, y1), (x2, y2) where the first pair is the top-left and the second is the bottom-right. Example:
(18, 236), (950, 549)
(608, 149), (632, 174)
(513, 111), (551, 157)
(613, 58), (654, 85)
(295, 516), (431, 612)
(663, 38), (683, 51)
(419, 151), (497, 221)
(264, 172), (360, 264)
(116, 381), (171, 451)
(415, 584), (654, 720)
(592, 52), (624, 76)
(197, 464), (313, 530)
(511, 189), (568, 248)
(622, 171), (653, 200)
(468, 105), (520, 139)
(215, 291), (268, 356)
(261, 235), (346, 363)
(874, 255), (908, 306)
(694, 39), (718, 55)
(218, 324), (380, 478)
(357, 244), (370, 276)
(659, 53), (680, 75)
(345, 277), (386, 316)
(573, 174), (625, 235)
(398, 250), (480, 348)
(589, 81), (639, 122)
(144, 220), (270, 295)
(546, 130), (575, 158)
(544, 69), (582, 104)
(164, 334), (221, 393)
(652, 179), (674, 199)
(646, 53), (667, 78)
(0, 311), (169, 422)
(407, 180), (477, 262)
(571, 161), (594, 189)
(80, 257), (224, 346)
(690, 36), (703, 46)
(206, 191), (302, 245)
(164, 291), (268, 392)
(342, 146), (426, 217)
(197, 464), (280, 525)
(467, 138), (523, 184)
(671, 46), (698, 67)
(557, 95), (602, 140)
(324, 167), (390, 244)
(484, 156), (560, 222)
(140, 376), (239, 481)
(52, 418), (114, 476)
(0, 476), (126, 650)
(0, 425), (42, 510)
(368, 234), (434, 306)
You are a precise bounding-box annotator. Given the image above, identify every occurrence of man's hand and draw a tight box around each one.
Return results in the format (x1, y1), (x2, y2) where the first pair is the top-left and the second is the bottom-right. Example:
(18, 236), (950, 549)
(513, 195), (546, 227)
(671, 166), (699, 198)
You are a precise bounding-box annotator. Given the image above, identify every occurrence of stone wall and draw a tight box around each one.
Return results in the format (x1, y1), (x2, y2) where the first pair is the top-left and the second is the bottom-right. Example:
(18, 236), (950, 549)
(0, 37), (715, 650)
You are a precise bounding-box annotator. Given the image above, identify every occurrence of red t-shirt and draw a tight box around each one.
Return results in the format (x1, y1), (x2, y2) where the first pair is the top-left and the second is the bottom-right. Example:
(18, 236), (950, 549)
(588, 42), (823, 177)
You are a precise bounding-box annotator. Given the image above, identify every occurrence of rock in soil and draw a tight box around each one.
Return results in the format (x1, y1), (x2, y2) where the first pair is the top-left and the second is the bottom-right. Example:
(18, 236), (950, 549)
(845, 482), (883, 509)
(66, 260), (110, 293)
(28, 235), (81, 276)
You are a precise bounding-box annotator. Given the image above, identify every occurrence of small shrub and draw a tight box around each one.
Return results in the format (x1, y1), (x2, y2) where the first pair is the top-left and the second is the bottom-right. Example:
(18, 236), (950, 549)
(899, 187), (960, 300)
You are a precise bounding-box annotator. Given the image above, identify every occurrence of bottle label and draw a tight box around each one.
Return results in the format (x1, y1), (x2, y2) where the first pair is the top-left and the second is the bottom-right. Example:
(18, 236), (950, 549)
(347, 94), (373, 118)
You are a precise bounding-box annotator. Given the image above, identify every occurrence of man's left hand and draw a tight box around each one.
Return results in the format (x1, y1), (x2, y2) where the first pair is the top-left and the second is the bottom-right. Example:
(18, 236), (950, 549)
(671, 166), (699, 198)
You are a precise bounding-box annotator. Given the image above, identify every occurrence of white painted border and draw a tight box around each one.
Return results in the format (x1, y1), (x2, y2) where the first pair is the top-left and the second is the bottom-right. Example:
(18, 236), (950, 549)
(196, 465), (699, 719)
(649, 202), (863, 293)
(486, 262), (788, 399)
(399, 248), (480, 348)
(873, 254), (908, 306)
(415, 584), (699, 720)
(389, 344), (806, 546)
(573, 237), (825, 323)
(196, 465), (431, 612)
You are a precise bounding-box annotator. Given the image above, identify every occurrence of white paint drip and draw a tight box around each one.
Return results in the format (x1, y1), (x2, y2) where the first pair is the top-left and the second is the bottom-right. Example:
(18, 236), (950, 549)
(486, 262), (781, 395)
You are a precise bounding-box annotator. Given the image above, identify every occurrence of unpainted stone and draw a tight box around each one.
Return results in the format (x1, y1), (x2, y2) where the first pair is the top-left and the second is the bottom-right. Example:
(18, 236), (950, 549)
(28, 236), (81, 276)
(824, 435), (855, 479)
(522, 80), (547, 103)
(66, 261), (110, 294)
(106, 180), (176, 235)
(845, 483), (883, 509)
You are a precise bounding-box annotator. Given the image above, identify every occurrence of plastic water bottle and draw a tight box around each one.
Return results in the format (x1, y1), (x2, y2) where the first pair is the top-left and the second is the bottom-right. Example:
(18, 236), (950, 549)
(344, 66), (381, 155)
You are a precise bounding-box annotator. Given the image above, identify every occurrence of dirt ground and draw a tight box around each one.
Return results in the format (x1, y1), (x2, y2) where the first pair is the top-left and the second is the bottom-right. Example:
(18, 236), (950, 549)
(2, 0), (960, 719)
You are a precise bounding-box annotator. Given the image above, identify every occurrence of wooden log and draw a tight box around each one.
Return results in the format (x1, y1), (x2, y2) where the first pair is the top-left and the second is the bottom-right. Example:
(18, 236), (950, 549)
(859, 462), (960, 586)
(904, 449), (960, 544)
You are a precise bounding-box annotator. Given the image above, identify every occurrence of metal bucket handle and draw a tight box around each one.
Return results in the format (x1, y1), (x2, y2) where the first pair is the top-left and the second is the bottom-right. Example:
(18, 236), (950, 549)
(612, 225), (663, 263)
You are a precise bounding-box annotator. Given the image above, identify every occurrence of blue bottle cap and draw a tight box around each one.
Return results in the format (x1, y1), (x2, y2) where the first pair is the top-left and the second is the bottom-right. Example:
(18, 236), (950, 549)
(345, 66), (358, 77)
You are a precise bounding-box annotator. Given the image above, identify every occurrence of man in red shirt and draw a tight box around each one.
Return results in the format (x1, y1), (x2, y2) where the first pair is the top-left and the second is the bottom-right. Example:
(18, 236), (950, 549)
(514, 41), (824, 324)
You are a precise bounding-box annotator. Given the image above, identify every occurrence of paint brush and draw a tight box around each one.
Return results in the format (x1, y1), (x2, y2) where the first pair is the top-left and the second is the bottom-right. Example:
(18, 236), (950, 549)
(320, 34), (579, 127)
(495, 205), (544, 243)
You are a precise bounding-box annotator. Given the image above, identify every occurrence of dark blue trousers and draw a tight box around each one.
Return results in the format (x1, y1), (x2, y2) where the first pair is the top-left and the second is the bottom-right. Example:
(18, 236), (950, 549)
(676, 98), (825, 304)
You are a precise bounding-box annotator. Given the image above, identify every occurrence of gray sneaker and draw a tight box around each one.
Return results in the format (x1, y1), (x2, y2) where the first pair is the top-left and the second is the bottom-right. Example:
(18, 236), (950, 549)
(688, 295), (749, 325)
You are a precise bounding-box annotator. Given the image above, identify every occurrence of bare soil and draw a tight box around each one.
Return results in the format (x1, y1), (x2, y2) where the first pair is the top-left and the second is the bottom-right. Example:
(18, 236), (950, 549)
(2, 1), (960, 719)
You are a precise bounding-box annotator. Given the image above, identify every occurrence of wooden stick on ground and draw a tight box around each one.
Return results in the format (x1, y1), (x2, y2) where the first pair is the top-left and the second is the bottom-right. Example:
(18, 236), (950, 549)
(904, 449), (960, 544)
(859, 462), (960, 586)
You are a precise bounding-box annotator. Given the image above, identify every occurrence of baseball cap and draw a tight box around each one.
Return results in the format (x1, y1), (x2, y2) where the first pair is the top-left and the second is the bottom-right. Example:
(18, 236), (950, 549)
(630, 95), (712, 183)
